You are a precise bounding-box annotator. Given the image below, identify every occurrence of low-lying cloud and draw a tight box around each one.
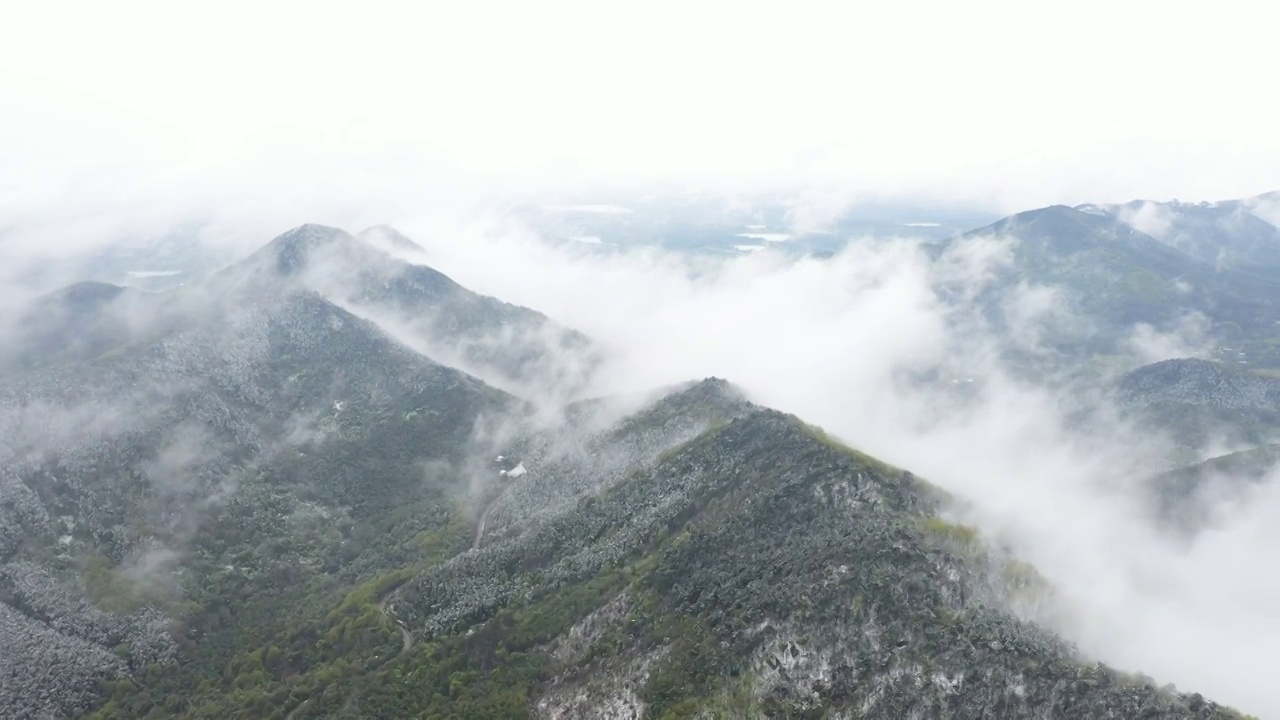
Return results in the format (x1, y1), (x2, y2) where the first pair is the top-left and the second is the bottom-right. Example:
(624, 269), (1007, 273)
(0, 198), (1273, 715)
(378, 213), (1275, 716)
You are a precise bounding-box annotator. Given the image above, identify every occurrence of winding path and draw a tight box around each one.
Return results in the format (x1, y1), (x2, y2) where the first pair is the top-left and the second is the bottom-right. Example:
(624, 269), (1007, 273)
(379, 592), (413, 659)
(379, 484), (507, 660)
(284, 483), (511, 719)
(472, 491), (502, 551)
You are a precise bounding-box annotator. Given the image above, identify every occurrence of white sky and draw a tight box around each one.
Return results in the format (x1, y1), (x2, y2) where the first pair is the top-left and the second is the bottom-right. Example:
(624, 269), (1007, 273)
(1, 0), (1278, 214)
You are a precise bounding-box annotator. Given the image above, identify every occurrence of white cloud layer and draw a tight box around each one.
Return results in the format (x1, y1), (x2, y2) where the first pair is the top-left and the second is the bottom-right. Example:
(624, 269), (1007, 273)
(2, 0), (1278, 224)
(390, 219), (1275, 716)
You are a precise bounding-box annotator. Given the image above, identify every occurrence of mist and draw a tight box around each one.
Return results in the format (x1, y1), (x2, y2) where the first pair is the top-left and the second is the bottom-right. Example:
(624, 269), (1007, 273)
(345, 214), (1271, 715)
(3, 170), (1276, 715)
(4, 2), (1280, 716)
(4, 193), (1274, 711)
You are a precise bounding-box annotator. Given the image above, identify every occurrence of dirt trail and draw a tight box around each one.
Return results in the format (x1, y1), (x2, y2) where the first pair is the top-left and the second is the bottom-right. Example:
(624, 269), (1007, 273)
(286, 584), (413, 719)
(380, 592), (413, 658)
(285, 481), (512, 719)
(379, 483), (506, 663)
(472, 492), (502, 550)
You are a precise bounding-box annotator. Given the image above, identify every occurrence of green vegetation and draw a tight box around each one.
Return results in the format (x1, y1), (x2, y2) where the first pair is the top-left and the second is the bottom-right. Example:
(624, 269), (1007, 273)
(799, 421), (905, 477)
(1115, 266), (1173, 305)
(78, 407), (1255, 719)
(13, 219), (1271, 719)
(82, 555), (148, 614)
(82, 486), (483, 720)
(999, 558), (1054, 605)
(637, 603), (732, 718)
(919, 516), (980, 548)
(1000, 558), (1043, 587)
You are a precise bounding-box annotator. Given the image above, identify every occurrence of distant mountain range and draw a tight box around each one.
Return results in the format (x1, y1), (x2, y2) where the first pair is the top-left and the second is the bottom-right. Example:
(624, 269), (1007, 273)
(6, 224), (598, 400)
(1110, 357), (1280, 533)
(930, 194), (1280, 370)
(0, 223), (1263, 718)
(1146, 442), (1280, 536)
(49, 189), (1280, 373)
(1117, 358), (1280, 442)
(515, 190), (1280, 371)
(1078, 192), (1280, 278)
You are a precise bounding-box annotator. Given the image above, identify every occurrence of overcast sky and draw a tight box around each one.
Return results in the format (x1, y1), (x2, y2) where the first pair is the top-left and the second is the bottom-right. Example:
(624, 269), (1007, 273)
(2, 0), (1278, 224)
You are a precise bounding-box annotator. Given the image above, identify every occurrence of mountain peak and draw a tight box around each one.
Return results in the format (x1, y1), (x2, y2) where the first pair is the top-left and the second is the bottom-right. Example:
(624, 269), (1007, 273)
(1006, 203), (1099, 226)
(266, 224), (357, 275)
(273, 223), (352, 243)
(677, 375), (748, 405)
(965, 203), (1120, 254)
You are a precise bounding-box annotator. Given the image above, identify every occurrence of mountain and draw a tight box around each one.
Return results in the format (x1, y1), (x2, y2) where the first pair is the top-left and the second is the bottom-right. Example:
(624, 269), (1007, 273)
(0, 270), (521, 718)
(226, 223), (600, 399)
(375, 394), (1248, 719)
(9, 222), (243, 296)
(1105, 357), (1280, 538)
(0, 225), (576, 718)
(80, 376), (1251, 719)
(2, 224), (600, 398)
(1147, 444), (1280, 535)
(0, 226), (1255, 718)
(944, 203), (1280, 368)
(1116, 358), (1280, 449)
(0, 281), (137, 371)
(1078, 191), (1280, 279)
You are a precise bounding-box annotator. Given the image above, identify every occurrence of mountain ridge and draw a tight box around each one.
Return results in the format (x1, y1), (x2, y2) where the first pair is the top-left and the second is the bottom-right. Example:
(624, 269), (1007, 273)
(1076, 190), (1280, 278)
(939, 201), (1280, 368)
(0, 221), (1263, 718)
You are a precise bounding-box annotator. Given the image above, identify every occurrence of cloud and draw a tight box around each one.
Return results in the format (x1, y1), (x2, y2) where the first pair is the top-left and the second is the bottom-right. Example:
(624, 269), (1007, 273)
(354, 214), (1271, 716)
(1120, 201), (1175, 239)
(2, 154), (1276, 712)
(2, 1), (1278, 267)
(1244, 192), (1280, 227)
(0, 2), (1276, 710)
(999, 282), (1083, 356)
(1125, 313), (1212, 365)
(2, 177), (1278, 716)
